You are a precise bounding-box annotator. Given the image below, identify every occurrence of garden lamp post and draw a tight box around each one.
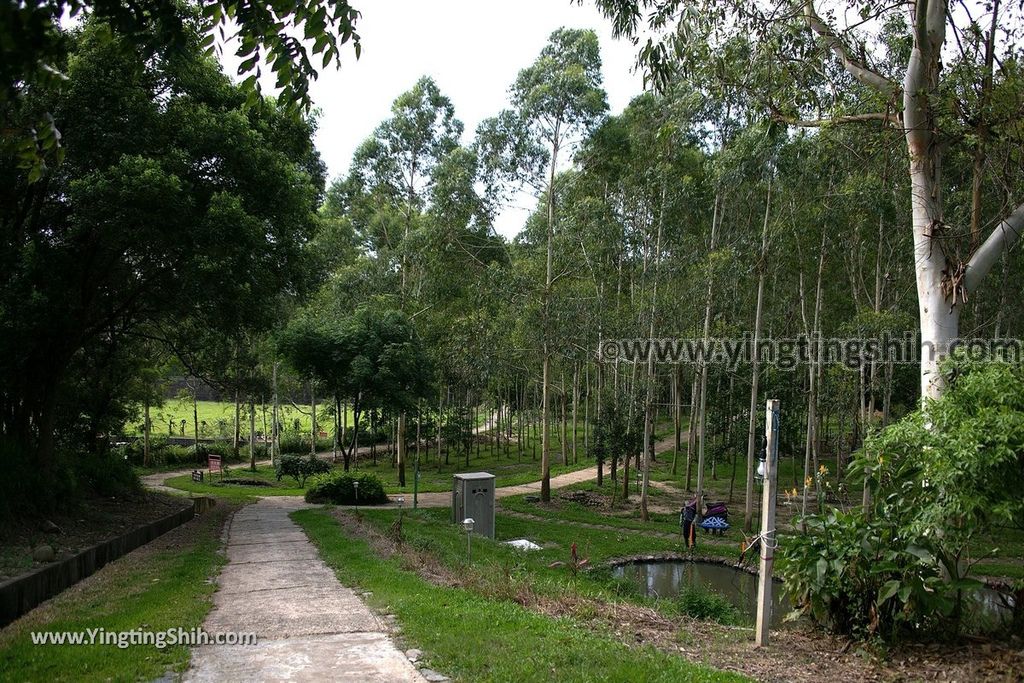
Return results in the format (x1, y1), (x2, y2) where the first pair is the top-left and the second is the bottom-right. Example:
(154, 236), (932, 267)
(462, 517), (475, 562)
(353, 480), (359, 511)
(396, 495), (405, 522)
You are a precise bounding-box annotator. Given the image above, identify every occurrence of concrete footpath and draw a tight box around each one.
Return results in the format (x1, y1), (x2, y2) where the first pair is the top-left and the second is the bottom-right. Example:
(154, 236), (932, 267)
(184, 497), (427, 682)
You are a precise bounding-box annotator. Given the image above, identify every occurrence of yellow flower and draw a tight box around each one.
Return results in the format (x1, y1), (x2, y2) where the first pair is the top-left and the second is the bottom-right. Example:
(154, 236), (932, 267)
(804, 476), (813, 488)
(818, 464), (829, 475)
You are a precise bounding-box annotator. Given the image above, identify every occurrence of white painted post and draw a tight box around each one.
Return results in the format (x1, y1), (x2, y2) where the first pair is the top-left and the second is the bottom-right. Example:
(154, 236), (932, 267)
(755, 398), (780, 647)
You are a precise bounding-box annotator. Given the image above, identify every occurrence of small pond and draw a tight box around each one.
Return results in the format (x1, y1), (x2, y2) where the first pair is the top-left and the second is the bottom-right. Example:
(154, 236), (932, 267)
(613, 560), (790, 626)
(614, 560), (1017, 630)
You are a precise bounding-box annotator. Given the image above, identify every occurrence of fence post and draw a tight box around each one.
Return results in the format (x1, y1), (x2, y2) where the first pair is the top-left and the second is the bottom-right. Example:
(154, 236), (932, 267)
(755, 398), (780, 647)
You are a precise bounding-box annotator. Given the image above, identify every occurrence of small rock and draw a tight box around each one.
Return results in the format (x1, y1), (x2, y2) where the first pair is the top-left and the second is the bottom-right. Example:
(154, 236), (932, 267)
(33, 545), (56, 562)
(56, 550), (74, 562)
(524, 495), (540, 503)
(40, 519), (61, 534)
(406, 649), (422, 663)
(420, 669), (449, 682)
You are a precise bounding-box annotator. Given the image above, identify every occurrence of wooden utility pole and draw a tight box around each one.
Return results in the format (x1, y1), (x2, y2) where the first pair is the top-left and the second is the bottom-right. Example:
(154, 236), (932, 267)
(756, 398), (780, 647)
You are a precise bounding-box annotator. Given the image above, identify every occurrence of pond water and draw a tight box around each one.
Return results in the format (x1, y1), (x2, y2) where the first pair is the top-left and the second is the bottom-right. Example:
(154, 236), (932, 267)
(613, 561), (790, 626)
(613, 560), (1017, 629)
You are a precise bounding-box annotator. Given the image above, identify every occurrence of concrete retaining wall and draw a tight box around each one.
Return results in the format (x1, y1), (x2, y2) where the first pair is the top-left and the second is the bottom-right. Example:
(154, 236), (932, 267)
(0, 502), (203, 628)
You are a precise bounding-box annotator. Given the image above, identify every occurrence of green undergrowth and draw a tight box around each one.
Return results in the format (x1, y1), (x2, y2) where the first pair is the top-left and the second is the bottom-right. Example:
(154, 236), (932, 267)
(0, 505), (233, 681)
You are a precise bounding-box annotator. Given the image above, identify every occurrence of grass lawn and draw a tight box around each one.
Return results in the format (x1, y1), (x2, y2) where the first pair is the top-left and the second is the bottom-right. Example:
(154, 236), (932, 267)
(341, 427), (597, 493)
(356, 424), (677, 494)
(345, 506), (712, 606)
(0, 504), (233, 682)
(501, 481), (684, 535)
(164, 465), (307, 502)
(294, 508), (746, 682)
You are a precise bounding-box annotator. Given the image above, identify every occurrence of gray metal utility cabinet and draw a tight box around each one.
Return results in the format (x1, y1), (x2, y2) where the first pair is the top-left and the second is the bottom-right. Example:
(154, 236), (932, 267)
(452, 472), (495, 538)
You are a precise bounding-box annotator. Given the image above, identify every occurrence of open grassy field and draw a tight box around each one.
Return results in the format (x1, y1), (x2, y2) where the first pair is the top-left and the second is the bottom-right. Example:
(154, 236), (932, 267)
(123, 400), (352, 437)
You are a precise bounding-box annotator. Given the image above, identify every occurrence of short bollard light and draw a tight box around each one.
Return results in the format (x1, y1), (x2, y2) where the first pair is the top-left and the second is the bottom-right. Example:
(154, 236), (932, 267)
(462, 517), (475, 561)
(353, 480), (360, 510)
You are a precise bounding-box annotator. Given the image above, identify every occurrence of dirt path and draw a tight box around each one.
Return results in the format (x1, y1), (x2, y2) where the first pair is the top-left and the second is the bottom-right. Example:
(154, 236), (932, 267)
(184, 497), (430, 682)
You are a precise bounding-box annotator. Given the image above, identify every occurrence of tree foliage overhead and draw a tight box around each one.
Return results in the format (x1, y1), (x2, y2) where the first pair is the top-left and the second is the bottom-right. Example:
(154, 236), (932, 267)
(2, 0), (361, 178)
(2, 0), (360, 108)
(0, 19), (324, 465)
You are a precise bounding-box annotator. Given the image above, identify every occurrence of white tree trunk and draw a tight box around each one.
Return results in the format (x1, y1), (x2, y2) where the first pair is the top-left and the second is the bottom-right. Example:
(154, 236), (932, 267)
(640, 182), (666, 521)
(249, 398), (256, 471)
(695, 192), (721, 521)
(893, 0), (951, 402)
(310, 381), (317, 456)
(744, 183), (771, 532)
(540, 128), (560, 502)
(143, 402), (151, 468)
(271, 363), (279, 467)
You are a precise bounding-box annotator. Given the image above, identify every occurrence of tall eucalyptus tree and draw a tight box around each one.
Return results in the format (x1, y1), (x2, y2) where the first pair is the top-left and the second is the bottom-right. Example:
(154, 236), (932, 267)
(591, 0), (1024, 401)
(504, 29), (607, 501)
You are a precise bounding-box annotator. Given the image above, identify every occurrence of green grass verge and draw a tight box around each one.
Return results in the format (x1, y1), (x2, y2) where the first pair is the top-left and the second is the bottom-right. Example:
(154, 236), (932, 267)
(294, 508), (746, 682)
(0, 505), (231, 681)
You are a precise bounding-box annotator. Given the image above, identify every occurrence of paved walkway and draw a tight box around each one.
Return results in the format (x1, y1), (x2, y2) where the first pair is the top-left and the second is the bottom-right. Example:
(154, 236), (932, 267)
(184, 497), (426, 682)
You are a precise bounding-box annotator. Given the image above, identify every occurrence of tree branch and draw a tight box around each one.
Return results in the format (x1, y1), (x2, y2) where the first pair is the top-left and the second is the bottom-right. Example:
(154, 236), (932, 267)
(965, 202), (1024, 293)
(772, 109), (902, 127)
(803, 1), (900, 98)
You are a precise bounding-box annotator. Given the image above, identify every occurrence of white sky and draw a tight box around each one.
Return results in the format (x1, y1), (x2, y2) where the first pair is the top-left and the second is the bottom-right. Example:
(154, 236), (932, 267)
(291, 0), (646, 238)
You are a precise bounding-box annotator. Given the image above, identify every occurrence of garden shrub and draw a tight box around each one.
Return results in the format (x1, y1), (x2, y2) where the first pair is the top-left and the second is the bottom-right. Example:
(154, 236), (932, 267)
(278, 434), (335, 454)
(205, 441), (252, 461)
(780, 354), (1024, 640)
(278, 434), (308, 454)
(305, 471), (388, 505)
(0, 442), (78, 517)
(672, 584), (741, 625)
(275, 454), (331, 487)
(74, 451), (141, 498)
